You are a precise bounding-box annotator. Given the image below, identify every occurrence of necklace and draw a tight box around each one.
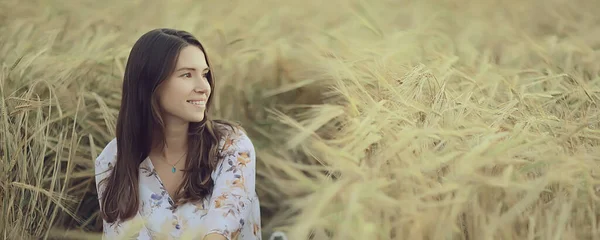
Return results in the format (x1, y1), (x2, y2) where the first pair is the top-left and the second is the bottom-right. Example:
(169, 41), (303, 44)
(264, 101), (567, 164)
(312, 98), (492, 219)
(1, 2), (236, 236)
(159, 152), (187, 173)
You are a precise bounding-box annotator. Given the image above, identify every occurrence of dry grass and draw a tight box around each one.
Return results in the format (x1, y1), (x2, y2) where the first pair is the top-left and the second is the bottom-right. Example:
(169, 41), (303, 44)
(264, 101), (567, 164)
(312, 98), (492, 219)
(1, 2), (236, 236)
(1, 0), (600, 239)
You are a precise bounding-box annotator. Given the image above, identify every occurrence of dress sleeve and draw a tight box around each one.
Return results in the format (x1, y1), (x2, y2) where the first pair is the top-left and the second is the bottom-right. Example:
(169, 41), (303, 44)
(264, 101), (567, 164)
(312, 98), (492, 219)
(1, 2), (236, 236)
(95, 140), (150, 240)
(202, 129), (257, 239)
(94, 139), (122, 239)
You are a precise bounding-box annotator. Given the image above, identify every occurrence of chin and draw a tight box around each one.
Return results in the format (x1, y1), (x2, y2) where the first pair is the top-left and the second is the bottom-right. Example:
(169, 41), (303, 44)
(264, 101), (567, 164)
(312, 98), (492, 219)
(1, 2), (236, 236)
(187, 114), (205, 123)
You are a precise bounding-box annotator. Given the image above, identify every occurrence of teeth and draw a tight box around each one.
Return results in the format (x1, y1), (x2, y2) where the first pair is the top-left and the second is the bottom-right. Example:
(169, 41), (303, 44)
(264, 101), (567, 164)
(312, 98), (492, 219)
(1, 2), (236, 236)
(187, 100), (206, 106)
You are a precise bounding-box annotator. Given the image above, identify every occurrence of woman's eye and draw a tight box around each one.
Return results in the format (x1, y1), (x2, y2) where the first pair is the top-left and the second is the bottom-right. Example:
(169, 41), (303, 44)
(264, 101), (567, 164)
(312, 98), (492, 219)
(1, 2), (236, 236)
(181, 73), (192, 78)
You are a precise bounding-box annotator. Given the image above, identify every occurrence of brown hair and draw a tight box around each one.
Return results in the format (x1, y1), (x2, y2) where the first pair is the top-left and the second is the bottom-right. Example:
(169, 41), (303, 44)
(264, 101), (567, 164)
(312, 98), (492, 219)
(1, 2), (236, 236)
(99, 28), (236, 223)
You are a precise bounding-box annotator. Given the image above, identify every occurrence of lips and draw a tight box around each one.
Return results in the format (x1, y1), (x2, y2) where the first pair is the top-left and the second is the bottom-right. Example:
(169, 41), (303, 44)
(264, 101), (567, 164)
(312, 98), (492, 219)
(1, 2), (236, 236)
(186, 100), (206, 107)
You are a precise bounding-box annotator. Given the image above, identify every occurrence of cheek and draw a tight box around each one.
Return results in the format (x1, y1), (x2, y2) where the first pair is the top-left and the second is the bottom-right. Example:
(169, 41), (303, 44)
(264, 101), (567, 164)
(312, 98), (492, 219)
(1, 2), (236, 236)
(162, 81), (189, 97)
(206, 81), (213, 95)
(157, 82), (187, 106)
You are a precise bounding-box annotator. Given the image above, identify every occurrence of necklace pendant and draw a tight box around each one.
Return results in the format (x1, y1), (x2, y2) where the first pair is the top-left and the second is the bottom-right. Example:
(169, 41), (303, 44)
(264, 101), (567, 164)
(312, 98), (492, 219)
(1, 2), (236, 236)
(171, 166), (176, 173)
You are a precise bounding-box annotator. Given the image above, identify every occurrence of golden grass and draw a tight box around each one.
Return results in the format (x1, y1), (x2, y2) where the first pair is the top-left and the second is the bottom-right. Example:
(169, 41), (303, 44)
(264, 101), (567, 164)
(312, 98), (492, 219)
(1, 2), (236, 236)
(1, 0), (600, 239)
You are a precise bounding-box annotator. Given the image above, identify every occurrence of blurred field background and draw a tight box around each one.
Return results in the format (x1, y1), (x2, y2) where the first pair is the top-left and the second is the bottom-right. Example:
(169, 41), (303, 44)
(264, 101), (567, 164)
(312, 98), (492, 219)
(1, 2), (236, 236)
(2, 0), (600, 239)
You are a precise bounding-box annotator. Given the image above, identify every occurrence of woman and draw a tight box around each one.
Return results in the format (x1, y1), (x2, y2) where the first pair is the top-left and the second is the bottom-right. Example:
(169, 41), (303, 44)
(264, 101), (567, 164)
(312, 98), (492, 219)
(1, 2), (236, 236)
(95, 28), (261, 240)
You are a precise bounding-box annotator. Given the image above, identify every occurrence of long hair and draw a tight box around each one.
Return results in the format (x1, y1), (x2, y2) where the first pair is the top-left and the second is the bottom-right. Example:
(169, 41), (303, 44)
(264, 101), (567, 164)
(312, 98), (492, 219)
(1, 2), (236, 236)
(99, 28), (236, 223)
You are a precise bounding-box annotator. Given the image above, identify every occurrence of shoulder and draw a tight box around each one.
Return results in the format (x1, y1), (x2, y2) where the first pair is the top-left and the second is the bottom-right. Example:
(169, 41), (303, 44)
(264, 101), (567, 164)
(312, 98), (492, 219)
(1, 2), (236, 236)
(95, 138), (118, 175)
(214, 123), (254, 155)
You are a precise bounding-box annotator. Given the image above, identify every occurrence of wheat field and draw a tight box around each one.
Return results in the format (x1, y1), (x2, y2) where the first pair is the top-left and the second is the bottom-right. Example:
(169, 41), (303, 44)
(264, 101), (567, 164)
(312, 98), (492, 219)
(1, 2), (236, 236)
(1, 0), (600, 239)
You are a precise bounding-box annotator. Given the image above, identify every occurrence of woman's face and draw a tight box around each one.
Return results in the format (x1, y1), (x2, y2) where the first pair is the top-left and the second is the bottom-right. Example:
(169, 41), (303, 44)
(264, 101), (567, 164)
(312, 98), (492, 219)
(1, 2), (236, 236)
(156, 45), (211, 124)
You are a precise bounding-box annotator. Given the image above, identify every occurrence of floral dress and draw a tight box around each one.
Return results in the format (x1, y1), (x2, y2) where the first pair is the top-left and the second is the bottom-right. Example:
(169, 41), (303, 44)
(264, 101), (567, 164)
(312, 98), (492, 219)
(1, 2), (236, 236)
(94, 128), (262, 240)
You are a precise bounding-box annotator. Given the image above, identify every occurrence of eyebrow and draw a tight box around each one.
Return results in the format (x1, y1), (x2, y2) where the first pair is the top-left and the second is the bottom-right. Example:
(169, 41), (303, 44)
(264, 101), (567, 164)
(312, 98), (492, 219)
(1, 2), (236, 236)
(175, 67), (210, 72)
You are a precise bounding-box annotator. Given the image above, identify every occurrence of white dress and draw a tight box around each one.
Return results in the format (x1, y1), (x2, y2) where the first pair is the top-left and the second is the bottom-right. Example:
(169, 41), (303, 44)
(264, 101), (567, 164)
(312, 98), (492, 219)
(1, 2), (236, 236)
(94, 128), (262, 240)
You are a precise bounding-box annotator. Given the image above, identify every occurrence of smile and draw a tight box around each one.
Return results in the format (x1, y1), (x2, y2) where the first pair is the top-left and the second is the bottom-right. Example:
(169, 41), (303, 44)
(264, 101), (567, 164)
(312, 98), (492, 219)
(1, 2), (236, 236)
(186, 100), (206, 107)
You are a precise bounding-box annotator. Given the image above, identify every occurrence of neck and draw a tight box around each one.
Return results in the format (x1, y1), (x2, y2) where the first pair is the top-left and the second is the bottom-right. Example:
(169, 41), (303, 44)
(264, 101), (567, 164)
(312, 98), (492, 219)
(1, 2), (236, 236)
(153, 120), (189, 158)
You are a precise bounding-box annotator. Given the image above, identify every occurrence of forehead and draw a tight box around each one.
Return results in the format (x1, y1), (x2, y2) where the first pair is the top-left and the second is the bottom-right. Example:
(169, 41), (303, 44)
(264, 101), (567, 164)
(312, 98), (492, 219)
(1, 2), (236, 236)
(175, 45), (208, 68)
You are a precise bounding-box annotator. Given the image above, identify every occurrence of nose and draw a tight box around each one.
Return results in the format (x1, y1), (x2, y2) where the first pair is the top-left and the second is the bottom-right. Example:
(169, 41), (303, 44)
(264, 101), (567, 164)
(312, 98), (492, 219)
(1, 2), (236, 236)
(193, 76), (211, 94)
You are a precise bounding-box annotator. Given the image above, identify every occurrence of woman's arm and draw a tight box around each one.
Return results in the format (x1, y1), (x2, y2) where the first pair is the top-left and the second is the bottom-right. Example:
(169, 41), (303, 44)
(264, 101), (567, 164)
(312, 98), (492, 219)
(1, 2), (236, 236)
(94, 139), (150, 239)
(201, 129), (257, 240)
(95, 139), (122, 239)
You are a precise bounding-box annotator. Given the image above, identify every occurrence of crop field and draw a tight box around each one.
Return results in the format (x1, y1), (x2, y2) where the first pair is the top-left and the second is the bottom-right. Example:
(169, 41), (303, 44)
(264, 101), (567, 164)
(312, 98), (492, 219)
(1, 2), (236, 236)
(1, 0), (600, 239)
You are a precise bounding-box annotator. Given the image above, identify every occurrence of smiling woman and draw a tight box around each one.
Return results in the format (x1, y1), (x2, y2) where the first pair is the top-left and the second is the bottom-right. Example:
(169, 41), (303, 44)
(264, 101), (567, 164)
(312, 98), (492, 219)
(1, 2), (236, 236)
(94, 28), (262, 240)
(159, 46), (211, 125)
